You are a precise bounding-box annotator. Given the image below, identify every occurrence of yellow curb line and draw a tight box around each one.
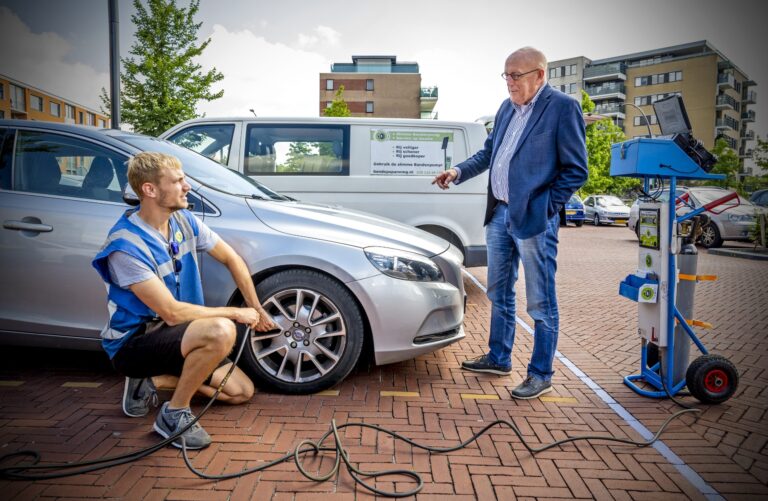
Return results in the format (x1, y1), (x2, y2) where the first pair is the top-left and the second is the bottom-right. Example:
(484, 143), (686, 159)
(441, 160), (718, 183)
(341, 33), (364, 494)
(460, 393), (500, 400)
(0, 381), (24, 387)
(315, 390), (340, 396)
(380, 391), (420, 397)
(62, 382), (103, 388)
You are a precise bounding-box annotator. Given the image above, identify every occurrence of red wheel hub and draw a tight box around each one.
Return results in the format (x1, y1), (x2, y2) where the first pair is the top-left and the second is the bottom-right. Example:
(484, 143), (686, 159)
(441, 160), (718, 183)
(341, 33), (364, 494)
(704, 369), (728, 393)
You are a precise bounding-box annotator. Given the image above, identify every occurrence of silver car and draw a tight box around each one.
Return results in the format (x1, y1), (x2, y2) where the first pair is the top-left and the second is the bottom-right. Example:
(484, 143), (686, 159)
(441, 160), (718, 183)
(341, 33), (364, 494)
(583, 195), (631, 226)
(0, 120), (465, 394)
(627, 186), (765, 248)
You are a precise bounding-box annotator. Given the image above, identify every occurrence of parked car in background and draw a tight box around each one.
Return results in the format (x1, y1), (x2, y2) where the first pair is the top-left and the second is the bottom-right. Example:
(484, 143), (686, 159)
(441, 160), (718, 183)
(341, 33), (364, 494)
(750, 188), (768, 207)
(583, 195), (631, 226)
(160, 117), (490, 267)
(0, 120), (466, 394)
(559, 193), (585, 226)
(627, 186), (765, 248)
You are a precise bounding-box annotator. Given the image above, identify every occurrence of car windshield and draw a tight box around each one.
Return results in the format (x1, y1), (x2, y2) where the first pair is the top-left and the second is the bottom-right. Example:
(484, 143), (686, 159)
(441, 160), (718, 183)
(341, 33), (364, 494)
(599, 196), (624, 206)
(569, 194), (582, 203)
(114, 134), (288, 200)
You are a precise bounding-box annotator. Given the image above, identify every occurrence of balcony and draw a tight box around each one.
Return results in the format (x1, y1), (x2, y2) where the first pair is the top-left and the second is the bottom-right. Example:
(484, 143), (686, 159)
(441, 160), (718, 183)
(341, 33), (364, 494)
(717, 73), (736, 90)
(739, 148), (753, 159)
(741, 129), (755, 140)
(742, 90), (757, 104)
(583, 63), (627, 83)
(742, 110), (756, 122)
(585, 82), (626, 101)
(716, 118), (738, 132)
(593, 102), (626, 119)
(715, 94), (739, 111)
(420, 86), (438, 113)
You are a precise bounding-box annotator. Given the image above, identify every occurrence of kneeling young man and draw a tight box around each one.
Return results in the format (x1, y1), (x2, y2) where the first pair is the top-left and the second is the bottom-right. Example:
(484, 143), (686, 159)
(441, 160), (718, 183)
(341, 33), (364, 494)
(93, 152), (276, 449)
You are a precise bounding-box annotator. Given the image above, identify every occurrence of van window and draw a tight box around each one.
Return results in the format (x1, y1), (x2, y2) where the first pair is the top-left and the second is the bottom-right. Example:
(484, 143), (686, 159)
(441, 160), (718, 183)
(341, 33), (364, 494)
(244, 125), (349, 176)
(166, 124), (234, 166)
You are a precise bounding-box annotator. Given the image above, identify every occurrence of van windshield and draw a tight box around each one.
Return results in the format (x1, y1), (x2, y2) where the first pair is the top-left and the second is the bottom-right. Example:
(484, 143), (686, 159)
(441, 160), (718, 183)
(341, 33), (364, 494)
(114, 134), (289, 200)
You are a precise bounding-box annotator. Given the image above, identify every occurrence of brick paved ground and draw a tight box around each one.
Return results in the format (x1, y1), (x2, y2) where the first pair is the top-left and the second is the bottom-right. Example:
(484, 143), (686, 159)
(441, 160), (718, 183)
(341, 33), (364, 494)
(1, 224), (766, 500)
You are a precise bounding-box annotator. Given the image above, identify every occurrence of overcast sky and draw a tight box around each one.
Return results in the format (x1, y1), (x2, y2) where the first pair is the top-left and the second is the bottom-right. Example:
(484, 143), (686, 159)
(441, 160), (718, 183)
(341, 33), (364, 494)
(1, 0), (766, 142)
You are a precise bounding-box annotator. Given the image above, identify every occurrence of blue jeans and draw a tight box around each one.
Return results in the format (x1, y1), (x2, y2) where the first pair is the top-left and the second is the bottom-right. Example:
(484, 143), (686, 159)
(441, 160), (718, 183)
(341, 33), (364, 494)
(485, 204), (560, 381)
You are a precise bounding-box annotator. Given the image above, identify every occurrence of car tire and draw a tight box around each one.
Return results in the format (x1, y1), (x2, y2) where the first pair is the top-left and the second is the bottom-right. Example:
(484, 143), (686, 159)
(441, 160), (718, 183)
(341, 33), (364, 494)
(243, 269), (364, 394)
(575, 220), (583, 227)
(698, 223), (723, 248)
(593, 214), (600, 226)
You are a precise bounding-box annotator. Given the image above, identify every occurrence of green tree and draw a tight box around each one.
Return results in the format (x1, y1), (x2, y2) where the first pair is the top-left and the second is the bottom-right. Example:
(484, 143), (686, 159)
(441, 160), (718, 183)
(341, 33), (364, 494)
(579, 91), (639, 196)
(278, 142), (315, 172)
(100, 0), (223, 136)
(705, 137), (741, 191)
(322, 85), (351, 117)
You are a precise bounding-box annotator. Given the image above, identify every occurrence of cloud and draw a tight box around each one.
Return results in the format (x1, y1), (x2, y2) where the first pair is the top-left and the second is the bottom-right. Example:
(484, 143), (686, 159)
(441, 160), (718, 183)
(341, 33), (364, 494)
(296, 25), (340, 49)
(0, 7), (108, 111)
(196, 24), (329, 117)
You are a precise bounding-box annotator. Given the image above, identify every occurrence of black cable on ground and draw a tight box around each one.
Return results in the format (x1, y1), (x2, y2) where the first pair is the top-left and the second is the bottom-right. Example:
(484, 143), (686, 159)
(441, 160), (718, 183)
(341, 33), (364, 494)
(1, 326), (703, 497)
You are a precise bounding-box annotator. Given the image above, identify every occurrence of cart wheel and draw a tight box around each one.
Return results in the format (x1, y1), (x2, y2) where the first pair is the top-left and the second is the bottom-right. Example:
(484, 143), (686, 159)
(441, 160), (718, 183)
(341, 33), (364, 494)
(685, 355), (738, 404)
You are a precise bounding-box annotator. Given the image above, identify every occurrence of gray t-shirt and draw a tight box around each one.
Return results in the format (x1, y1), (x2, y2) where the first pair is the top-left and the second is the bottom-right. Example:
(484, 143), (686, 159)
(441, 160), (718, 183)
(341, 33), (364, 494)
(108, 212), (219, 288)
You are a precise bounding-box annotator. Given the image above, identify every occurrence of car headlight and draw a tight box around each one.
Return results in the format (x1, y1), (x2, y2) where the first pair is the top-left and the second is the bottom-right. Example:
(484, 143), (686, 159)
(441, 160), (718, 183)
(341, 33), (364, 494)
(364, 247), (444, 282)
(728, 214), (755, 222)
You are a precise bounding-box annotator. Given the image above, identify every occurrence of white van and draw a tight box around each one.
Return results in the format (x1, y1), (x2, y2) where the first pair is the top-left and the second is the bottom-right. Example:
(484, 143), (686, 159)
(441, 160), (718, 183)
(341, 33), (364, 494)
(160, 117), (489, 266)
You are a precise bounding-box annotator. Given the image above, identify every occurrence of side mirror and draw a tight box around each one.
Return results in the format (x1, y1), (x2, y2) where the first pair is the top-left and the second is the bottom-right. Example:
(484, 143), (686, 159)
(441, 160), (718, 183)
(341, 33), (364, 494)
(123, 183), (140, 206)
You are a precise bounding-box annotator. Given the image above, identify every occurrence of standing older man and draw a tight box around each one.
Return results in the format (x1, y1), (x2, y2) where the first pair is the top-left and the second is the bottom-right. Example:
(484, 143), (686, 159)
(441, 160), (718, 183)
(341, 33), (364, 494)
(433, 47), (587, 399)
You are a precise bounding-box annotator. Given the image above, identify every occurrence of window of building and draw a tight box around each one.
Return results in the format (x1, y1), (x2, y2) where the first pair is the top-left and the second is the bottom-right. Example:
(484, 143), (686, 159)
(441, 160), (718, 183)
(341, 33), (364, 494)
(635, 71), (683, 87)
(564, 64), (577, 76)
(568, 83), (577, 94)
(65, 104), (75, 120)
(0, 110), (4, 119)
(243, 124), (349, 176)
(78, 111), (84, 124)
(86, 112), (95, 126)
(30, 95), (43, 111)
(549, 68), (558, 79)
(634, 114), (658, 126)
(99, 119), (107, 127)
(365, 101), (374, 113)
(326, 79), (334, 91)
(50, 101), (61, 117)
(366, 79), (374, 91)
(10, 84), (25, 111)
(0, 83), (4, 100)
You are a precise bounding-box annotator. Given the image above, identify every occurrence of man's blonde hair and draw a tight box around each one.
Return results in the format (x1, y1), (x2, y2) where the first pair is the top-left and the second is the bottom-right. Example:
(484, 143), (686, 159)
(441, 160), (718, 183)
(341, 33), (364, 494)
(127, 152), (182, 199)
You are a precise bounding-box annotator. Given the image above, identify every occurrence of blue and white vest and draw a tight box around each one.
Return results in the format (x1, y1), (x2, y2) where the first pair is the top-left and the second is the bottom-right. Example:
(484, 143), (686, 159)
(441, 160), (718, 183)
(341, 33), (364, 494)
(92, 208), (205, 358)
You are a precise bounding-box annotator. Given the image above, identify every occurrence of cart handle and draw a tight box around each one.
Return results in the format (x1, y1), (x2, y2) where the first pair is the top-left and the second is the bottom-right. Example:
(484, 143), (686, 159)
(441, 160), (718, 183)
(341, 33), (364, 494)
(676, 191), (740, 215)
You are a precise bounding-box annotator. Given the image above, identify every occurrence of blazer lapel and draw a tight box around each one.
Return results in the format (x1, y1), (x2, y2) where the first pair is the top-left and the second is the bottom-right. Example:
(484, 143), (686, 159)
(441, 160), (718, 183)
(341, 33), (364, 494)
(512, 84), (553, 159)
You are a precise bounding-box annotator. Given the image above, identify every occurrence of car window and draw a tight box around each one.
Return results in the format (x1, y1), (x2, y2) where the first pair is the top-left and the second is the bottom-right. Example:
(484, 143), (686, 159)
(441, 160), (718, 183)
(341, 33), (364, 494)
(167, 124), (234, 166)
(691, 189), (750, 207)
(244, 124), (349, 176)
(585, 197), (593, 206)
(0, 127), (12, 190)
(114, 133), (289, 200)
(568, 194), (582, 204)
(11, 130), (128, 202)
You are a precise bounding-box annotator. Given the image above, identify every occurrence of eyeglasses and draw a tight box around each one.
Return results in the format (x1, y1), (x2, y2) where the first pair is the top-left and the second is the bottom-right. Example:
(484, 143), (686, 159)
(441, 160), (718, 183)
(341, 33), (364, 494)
(501, 69), (540, 81)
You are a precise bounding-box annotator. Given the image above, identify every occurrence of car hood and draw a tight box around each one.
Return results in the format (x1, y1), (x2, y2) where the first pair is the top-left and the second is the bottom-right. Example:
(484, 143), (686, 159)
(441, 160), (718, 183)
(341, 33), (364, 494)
(245, 199), (450, 257)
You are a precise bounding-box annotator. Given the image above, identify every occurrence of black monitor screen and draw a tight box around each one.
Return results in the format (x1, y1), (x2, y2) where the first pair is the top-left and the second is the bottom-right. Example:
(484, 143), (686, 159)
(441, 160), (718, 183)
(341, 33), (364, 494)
(653, 95), (692, 135)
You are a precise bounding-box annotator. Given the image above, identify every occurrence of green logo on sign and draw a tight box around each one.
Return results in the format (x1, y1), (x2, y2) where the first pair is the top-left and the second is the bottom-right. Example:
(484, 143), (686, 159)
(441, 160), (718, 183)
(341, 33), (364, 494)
(641, 287), (654, 300)
(374, 130), (387, 141)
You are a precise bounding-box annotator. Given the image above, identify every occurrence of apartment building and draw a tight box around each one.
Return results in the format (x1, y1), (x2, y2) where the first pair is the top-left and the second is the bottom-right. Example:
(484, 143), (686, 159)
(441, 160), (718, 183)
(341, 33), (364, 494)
(319, 55), (437, 119)
(0, 74), (109, 127)
(549, 41), (758, 175)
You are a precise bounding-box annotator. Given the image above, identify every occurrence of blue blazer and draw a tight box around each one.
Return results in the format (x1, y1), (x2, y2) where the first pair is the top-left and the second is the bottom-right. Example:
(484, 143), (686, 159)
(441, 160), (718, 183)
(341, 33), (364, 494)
(456, 84), (588, 239)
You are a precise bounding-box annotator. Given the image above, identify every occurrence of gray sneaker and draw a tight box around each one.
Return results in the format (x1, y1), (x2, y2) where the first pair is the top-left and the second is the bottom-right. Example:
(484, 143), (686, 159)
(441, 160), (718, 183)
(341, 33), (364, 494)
(153, 402), (212, 450)
(461, 354), (512, 375)
(122, 377), (158, 417)
(510, 376), (552, 400)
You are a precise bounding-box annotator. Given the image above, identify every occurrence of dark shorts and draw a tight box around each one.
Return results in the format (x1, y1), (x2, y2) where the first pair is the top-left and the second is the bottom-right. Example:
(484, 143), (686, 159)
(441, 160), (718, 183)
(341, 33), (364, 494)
(112, 319), (231, 383)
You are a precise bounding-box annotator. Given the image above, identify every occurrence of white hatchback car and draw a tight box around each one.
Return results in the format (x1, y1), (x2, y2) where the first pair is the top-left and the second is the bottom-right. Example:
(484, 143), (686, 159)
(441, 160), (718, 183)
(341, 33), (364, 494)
(583, 195), (631, 226)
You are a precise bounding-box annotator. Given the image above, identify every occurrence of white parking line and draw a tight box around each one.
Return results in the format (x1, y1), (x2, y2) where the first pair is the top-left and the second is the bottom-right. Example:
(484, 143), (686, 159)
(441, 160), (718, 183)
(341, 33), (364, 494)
(462, 269), (723, 501)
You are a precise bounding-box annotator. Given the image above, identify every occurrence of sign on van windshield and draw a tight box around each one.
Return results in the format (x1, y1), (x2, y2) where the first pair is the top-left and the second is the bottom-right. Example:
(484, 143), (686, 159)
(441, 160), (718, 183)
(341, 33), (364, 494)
(370, 130), (454, 176)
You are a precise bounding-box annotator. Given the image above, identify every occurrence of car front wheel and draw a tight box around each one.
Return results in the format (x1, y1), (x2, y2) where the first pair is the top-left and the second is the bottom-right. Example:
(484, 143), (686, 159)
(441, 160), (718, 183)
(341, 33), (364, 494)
(593, 214), (600, 226)
(243, 269), (364, 394)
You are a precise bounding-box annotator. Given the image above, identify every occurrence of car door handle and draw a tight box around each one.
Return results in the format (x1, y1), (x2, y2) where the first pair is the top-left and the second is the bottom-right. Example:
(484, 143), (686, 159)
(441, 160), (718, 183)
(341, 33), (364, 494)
(3, 220), (54, 233)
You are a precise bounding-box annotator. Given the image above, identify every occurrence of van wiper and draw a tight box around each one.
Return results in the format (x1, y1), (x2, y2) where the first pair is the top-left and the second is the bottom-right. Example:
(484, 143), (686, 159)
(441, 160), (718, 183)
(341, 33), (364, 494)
(249, 194), (266, 200)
